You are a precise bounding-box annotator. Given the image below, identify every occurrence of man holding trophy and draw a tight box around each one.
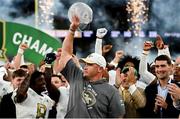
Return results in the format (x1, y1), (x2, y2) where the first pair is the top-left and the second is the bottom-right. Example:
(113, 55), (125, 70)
(58, 2), (125, 118)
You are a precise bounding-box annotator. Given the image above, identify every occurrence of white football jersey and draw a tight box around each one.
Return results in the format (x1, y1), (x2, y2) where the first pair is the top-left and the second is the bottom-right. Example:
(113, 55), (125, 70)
(0, 80), (13, 103)
(12, 88), (54, 119)
(56, 85), (70, 118)
(0, 67), (7, 80)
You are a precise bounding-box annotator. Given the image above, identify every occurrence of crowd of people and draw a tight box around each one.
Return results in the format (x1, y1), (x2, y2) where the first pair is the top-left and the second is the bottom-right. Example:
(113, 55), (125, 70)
(0, 15), (179, 118)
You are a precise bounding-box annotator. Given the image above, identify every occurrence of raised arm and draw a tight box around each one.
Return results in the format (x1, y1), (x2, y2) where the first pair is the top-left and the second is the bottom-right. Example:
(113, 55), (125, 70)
(139, 41), (156, 85)
(53, 48), (62, 74)
(13, 43), (28, 69)
(58, 16), (80, 71)
(95, 28), (108, 55)
(156, 35), (171, 58)
(110, 50), (124, 68)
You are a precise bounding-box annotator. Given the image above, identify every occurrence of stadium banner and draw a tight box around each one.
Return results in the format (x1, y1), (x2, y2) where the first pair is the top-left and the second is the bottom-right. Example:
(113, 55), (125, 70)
(0, 21), (62, 65)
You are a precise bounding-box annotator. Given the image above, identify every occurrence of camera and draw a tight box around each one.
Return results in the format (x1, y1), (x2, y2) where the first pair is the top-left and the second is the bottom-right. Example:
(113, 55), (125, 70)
(44, 52), (56, 64)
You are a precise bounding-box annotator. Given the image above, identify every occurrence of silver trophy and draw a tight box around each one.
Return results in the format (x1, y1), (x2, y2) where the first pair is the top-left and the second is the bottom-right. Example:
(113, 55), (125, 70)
(68, 2), (93, 31)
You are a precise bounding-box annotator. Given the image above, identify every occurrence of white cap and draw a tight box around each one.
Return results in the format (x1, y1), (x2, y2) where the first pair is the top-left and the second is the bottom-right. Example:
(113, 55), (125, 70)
(80, 53), (106, 69)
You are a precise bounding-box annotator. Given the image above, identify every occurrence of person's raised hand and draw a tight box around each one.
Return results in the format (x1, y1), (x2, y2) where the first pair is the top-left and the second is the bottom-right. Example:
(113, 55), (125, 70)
(155, 35), (165, 49)
(70, 15), (80, 31)
(96, 28), (108, 39)
(19, 43), (28, 50)
(115, 50), (124, 60)
(102, 44), (112, 55)
(143, 41), (153, 51)
(127, 67), (136, 85)
(56, 48), (62, 60)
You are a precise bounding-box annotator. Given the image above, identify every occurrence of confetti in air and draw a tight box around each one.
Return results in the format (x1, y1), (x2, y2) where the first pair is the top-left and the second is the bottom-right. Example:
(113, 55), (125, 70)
(37, 0), (54, 29)
(126, 0), (149, 36)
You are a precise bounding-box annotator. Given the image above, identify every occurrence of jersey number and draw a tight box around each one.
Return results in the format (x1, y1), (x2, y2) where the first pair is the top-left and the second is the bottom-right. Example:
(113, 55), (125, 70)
(36, 103), (47, 118)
